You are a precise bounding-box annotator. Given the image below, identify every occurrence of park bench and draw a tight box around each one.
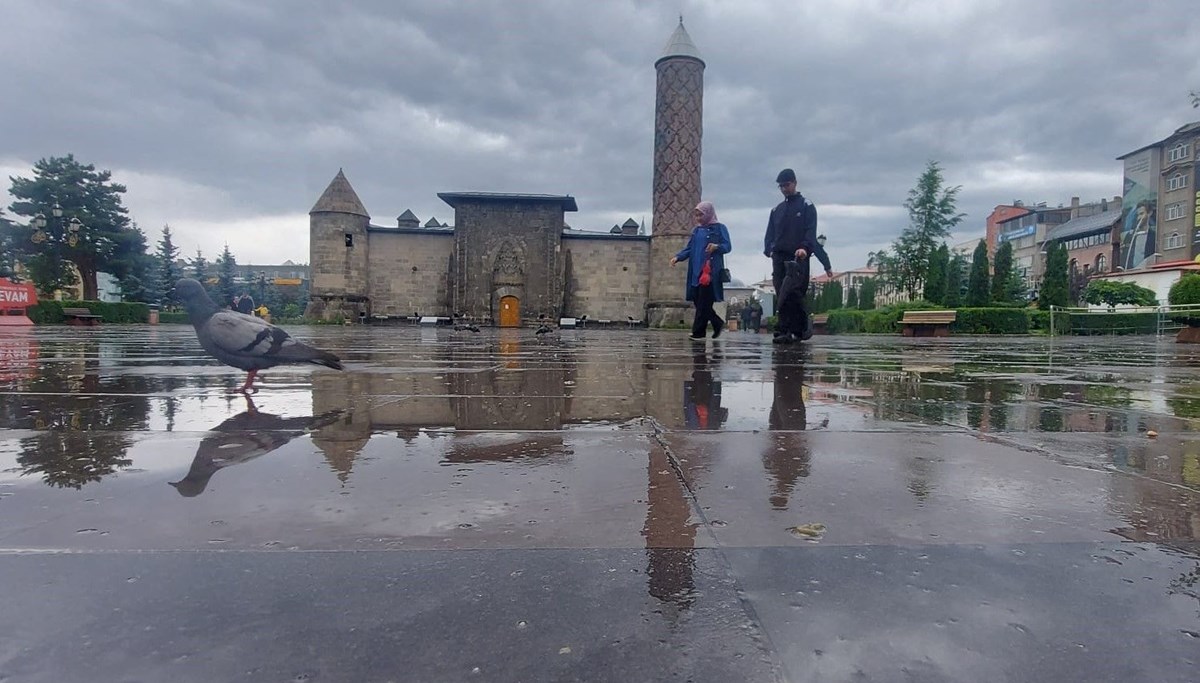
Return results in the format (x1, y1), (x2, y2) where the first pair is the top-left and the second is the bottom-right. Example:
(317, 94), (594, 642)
(899, 310), (956, 337)
(811, 314), (829, 335)
(62, 307), (102, 326)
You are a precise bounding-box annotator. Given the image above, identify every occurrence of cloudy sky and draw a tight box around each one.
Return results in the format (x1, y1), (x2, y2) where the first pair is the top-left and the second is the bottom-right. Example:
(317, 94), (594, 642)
(2, 0), (1198, 284)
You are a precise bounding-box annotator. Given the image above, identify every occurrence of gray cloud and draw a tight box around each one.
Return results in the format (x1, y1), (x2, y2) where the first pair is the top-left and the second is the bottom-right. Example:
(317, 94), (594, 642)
(2, 0), (1198, 279)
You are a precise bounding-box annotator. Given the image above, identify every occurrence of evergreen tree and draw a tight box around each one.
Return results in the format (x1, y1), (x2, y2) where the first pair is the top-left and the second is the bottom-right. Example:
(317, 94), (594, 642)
(0, 210), (16, 279)
(858, 278), (877, 310)
(1039, 242), (1069, 310)
(216, 243), (238, 308)
(155, 225), (182, 307)
(7, 154), (141, 299)
(991, 241), (1016, 303)
(967, 240), (990, 306)
(846, 286), (858, 309)
(944, 254), (965, 308)
(922, 244), (949, 304)
(887, 161), (966, 298)
(826, 281), (844, 310)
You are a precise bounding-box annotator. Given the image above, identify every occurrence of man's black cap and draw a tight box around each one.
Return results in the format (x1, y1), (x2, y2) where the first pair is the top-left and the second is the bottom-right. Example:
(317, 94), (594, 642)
(776, 168), (796, 184)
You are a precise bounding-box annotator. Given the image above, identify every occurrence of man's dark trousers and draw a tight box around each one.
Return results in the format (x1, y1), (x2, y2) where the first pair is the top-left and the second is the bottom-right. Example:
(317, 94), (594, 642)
(772, 251), (811, 337)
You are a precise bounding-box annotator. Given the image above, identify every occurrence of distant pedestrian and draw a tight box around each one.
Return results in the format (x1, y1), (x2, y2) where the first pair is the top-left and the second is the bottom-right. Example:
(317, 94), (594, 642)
(236, 292), (255, 315)
(670, 201), (732, 340)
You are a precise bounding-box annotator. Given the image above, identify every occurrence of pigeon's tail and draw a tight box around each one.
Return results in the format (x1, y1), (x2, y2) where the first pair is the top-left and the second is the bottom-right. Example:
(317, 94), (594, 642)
(275, 341), (344, 370)
(309, 350), (344, 371)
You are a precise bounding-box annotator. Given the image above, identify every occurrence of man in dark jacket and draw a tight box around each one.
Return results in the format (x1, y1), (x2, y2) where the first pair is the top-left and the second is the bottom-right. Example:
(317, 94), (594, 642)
(764, 169), (831, 343)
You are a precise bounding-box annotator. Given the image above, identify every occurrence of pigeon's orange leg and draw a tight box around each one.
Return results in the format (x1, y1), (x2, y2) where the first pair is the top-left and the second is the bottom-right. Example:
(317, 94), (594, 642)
(240, 369), (259, 393)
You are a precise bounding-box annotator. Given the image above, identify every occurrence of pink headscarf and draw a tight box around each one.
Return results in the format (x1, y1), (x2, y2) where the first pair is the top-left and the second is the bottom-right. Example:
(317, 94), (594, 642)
(694, 201), (717, 226)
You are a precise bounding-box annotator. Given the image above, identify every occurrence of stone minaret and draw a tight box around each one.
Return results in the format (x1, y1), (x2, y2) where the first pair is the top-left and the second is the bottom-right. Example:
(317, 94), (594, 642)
(305, 169), (371, 321)
(646, 20), (704, 328)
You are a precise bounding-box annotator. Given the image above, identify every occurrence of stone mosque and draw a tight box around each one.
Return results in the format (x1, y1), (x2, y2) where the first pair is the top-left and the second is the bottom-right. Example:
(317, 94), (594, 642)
(305, 21), (705, 327)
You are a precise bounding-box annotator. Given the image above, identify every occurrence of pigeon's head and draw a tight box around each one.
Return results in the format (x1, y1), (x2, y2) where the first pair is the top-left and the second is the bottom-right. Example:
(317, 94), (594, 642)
(175, 278), (219, 319)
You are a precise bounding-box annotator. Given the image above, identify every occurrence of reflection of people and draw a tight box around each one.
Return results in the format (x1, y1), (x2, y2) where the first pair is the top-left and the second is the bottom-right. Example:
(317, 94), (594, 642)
(1121, 200), (1157, 270)
(670, 201), (732, 340)
(764, 347), (812, 510)
(683, 348), (728, 430)
(764, 169), (824, 344)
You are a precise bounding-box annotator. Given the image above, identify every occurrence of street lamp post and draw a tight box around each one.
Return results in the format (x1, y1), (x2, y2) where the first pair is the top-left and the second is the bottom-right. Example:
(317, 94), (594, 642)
(31, 203), (84, 248)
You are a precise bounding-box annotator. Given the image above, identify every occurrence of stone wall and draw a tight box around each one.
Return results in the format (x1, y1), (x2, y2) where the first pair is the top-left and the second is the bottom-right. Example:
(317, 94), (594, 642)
(453, 201), (564, 322)
(310, 212), (370, 298)
(562, 236), (651, 321)
(366, 230), (454, 317)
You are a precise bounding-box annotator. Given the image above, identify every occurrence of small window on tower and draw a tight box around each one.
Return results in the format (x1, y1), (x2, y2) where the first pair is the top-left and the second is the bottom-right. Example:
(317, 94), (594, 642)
(344, 233), (353, 247)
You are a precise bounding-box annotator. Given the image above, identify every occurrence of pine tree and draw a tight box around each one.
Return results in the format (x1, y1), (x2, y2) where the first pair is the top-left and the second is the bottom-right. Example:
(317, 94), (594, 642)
(1039, 242), (1069, 310)
(944, 254), (965, 308)
(922, 244), (949, 304)
(887, 161), (966, 298)
(858, 278), (877, 310)
(967, 240), (990, 306)
(190, 248), (208, 282)
(155, 225), (182, 307)
(846, 286), (858, 309)
(216, 244), (237, 308)
(826, 281), (844, 310)
(991, 241), (1015, 304)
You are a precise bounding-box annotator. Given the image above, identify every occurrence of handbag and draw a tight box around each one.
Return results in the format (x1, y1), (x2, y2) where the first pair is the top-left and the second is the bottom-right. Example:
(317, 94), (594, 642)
(719, 267), (731, 283)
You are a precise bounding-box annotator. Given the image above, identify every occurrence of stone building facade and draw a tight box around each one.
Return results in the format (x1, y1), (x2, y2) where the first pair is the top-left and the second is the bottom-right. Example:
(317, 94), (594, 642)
(305, 22), (705, 327)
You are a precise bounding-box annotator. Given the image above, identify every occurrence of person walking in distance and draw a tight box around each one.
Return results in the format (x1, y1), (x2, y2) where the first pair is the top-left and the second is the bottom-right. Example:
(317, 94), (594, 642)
(670, 201), (733, 340)
(764, 169), (829, 343)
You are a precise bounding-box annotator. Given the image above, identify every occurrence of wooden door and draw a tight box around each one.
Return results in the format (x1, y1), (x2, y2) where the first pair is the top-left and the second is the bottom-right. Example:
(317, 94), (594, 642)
(499, 296), (520, 328)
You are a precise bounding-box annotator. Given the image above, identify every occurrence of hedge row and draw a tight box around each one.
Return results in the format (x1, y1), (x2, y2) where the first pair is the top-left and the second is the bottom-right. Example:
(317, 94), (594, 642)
(821, 306), (1148, 335)
(28, 300), (150, 324)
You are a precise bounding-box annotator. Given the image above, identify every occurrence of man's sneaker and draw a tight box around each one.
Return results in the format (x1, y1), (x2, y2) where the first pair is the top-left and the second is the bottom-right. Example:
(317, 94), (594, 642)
(772, 333), (788, 344)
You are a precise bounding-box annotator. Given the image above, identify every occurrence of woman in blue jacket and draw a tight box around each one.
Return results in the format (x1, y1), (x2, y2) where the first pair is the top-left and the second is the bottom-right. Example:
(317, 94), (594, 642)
(670, 201), (733, 339)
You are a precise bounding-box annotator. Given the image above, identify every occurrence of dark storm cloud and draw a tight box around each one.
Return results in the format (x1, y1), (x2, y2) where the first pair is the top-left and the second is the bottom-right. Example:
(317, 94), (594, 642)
(2, 0), (1198, 275)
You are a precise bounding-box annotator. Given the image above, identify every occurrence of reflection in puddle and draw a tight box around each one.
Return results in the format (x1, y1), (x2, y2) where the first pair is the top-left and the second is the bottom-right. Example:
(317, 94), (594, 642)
(171, 395), (343, 496)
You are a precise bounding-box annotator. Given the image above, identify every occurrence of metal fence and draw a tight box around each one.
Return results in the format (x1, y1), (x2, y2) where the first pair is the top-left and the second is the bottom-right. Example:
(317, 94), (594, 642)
(1048, 303), (1200, 337)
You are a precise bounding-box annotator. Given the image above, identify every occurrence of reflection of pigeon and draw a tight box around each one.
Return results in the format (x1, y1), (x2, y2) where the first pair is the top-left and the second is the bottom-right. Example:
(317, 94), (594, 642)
(453, 324), (481, 332)
(176, 279), (343, 392)
(535, 324), (554, 336)
(169, 396), (341, 497)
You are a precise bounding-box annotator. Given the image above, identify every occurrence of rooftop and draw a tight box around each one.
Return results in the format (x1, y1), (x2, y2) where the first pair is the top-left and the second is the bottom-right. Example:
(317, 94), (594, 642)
(437, 192), (578, 212)
(1044, 208), (1122, 243)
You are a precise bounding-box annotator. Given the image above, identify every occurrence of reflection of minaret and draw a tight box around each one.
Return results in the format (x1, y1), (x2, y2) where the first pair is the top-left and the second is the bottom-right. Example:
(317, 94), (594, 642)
(646, 19), (704, 328)
(643, 444), (697, 608)
(312, 372), (372, 483)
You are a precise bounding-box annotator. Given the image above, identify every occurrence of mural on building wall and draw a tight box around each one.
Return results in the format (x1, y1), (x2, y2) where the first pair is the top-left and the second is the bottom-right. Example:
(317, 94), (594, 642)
(1120, 149), (1159, 270)
(1192, 166), (1200, 252)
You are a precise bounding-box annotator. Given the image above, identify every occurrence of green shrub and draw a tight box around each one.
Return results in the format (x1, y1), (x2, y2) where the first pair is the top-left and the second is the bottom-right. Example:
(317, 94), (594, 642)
(28, 300), (150, 324)
(27, 300), (64, 324)
(1168, 274), (1200, 325)
(858, 301), (941, 333)
(765, 315), (778, 331)
(1067, 311), (1158, 335)
(825, 309), (865, 334)
(159, 311), (191, 324)
(952, 308), (1030, 334)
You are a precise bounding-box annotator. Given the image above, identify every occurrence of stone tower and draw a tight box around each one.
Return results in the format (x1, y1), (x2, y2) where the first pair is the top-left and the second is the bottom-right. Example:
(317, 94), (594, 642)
(305, 169), (371, 321)
(646, 19), (704, 328)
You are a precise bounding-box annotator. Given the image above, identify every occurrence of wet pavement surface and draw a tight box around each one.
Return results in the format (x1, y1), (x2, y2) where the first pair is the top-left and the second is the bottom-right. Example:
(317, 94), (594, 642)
(1, 325), (1198, 682)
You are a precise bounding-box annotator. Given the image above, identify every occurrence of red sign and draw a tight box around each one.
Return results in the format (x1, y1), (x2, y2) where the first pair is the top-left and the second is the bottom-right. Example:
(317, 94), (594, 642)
(0, 278), (37, 311)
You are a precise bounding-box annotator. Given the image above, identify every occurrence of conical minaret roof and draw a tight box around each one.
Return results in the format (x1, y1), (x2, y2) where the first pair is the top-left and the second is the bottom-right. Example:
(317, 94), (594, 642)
(310, 169), (370, 218)
(657, 19), (703, 66)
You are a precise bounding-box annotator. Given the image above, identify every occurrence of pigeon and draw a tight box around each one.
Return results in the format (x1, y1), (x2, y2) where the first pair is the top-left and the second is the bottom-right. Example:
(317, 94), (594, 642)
(453, 323), (481, 332)
(176, 278), (344, 392)
(535, 324), (554, 336)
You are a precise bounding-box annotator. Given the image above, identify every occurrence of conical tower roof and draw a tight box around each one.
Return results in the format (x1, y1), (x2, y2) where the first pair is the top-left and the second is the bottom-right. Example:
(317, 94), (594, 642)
(310, 169), (370, 218)
(657, 19), (703, 66)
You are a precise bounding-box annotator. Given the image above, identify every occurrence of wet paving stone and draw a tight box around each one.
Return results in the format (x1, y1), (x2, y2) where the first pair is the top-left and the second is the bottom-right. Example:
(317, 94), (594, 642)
(1, 326), (1198, 681)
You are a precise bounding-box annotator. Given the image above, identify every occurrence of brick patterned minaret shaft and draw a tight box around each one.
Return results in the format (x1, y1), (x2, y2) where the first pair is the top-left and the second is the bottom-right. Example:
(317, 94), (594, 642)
(647, 20), (704, 328)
